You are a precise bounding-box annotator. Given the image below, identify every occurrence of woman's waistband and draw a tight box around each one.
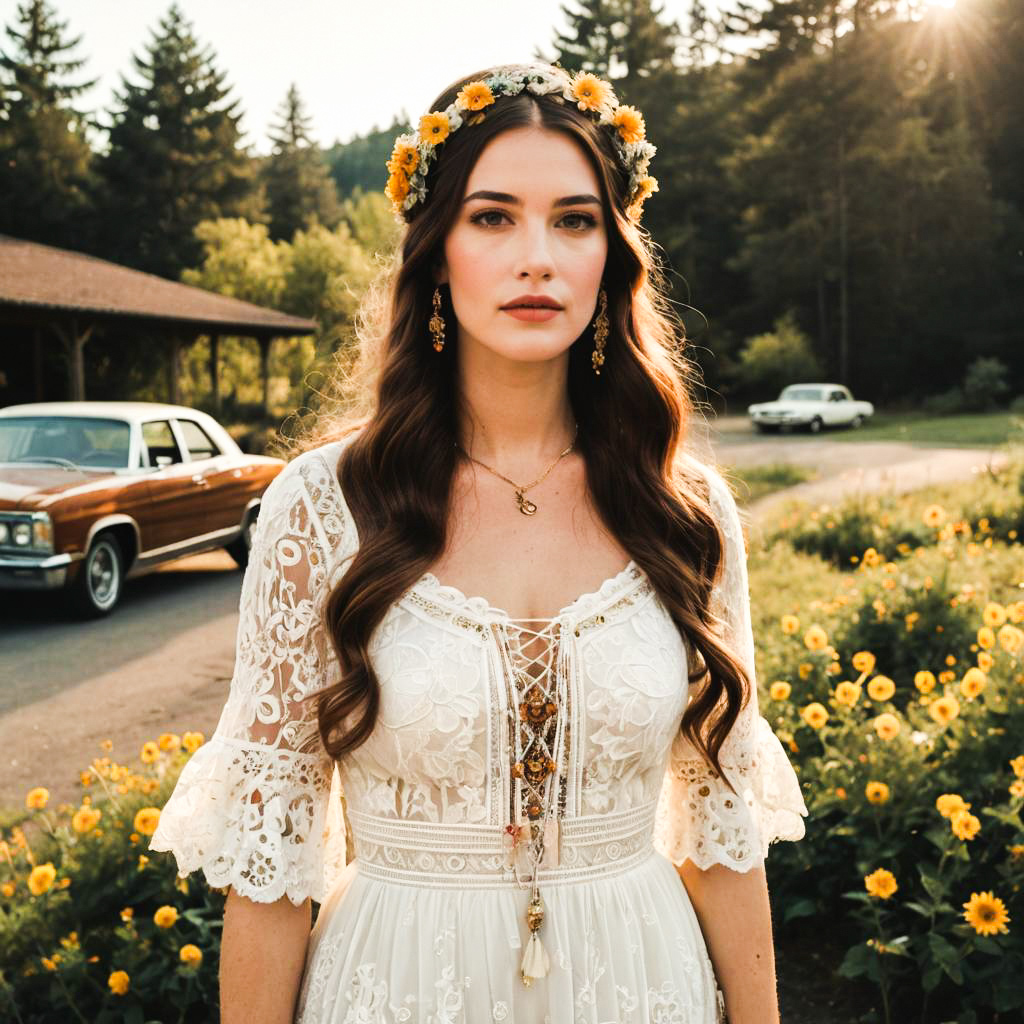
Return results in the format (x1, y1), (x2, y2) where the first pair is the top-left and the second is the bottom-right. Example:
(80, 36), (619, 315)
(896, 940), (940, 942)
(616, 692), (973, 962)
(348, 801), (659, 889)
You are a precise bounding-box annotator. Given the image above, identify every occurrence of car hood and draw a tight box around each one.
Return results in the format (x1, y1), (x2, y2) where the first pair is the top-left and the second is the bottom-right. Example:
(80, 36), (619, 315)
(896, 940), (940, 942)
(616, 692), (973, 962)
(0, 466), (120, 509)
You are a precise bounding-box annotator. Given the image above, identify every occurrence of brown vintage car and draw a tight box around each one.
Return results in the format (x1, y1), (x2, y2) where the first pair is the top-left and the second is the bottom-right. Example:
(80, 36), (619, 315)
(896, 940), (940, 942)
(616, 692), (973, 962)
(0, 401), (284, 617)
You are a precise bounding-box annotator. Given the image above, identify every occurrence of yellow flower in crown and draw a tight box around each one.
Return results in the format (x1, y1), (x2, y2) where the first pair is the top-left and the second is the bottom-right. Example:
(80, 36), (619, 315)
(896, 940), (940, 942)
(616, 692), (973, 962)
(419, 112), (451, 147)
(388, 140), (419, 177)
(570, 71), (612, 112)
(455, 81), (496, 112)
(386, 171), (411, 207)
(612, 105), (646, 144)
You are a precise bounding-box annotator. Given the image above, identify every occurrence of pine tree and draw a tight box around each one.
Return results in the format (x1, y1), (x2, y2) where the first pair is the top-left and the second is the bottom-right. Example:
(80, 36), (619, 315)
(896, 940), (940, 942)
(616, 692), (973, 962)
(95, 3), (261, 278)
(261, 83), (341, 242)
(0, 0), (96, 247)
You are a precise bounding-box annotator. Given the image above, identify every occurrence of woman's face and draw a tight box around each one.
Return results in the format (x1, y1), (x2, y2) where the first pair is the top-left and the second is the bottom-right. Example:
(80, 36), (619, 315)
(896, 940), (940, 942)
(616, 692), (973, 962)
(437, 125), (608, 366)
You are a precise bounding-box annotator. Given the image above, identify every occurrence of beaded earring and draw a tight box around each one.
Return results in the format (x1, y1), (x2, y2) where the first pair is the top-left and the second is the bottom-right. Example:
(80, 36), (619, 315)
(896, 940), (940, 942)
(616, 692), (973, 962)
(429, 286), (446, 351)
(592, 286), (609, 375)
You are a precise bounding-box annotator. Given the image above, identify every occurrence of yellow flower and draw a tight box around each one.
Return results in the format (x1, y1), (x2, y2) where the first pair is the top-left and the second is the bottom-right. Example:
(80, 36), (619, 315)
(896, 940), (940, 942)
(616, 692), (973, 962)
(834, 681), (861, 708)
(133, 807), (161, 837)
(798, 661), (814, 680)
(977, 626), (996, 651)
(851, 651), (876, 675)
(922, 504), (946, 528)
(120, 906), (134, 922)
(803, 625), (828, 651)
(418, 112), (450, 146)
(454, 81), (495, 112)
(140, 741), (159, 764)
(959, 667), (987, 700)
(182, 731), (205, 754)
(963, 890), (1010, 936)
(108, 970), (130, 996)
(71, 806), (101, 834)
(28, 862), (56, 896)
(1010, 779), (1024, 798)
(936, 793), (971, 818)
(41, 956), (57, 971)
(157, 733), (181, 752)
(25, 786), (50, 810)
(950, 809), (981, 840)
(873, 713), (901, 741)
(1, 882), (15, 899)
(865, 781), (890, 804)
(867, 675), (896, 701)
(780, 614), (800, 635)
(138, 855), (149, 870)
(977, 651), (995, 673)
(801, 702), (829, 729)
(865, 868), (898, 899)
(928, 695), (960, 726)
(612, 104), (646, 144)
(101, 738), (113, 752)
(983, 602), (1007, 628)
(570, 71), (612, 111)
(179, 943), (203, 968)
(769, 681), (791, 700)
(998, 624), (1024, 655)
(1008, 600), (1024, 624)
(385, 171), (410, 209)
(627, 175), (658, 217)
(1010, 755), (1024, 779)
(153, 905), (179, 929)
(914, 670), (937, 693)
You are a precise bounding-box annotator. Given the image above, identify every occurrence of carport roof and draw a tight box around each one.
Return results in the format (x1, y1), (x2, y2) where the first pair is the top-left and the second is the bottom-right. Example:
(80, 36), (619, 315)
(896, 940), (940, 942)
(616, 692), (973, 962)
(0, 234), (317, 338)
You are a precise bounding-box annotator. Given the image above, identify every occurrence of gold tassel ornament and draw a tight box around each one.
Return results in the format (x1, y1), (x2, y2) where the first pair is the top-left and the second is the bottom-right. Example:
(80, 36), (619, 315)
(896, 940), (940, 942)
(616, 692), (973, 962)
(520, 892), (550, 986)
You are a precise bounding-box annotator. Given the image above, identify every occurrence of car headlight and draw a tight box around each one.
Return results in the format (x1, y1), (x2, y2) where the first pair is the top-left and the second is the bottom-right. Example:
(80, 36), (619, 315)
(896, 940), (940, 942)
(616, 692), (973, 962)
(1, 512), (53, 552)
(33, 515), (54, 549)
(0, 522), (7, 545)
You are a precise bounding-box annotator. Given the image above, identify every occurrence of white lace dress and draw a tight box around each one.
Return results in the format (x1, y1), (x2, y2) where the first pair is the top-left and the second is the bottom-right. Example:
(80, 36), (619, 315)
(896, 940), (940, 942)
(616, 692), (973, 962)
(149, 431), (808, 1024)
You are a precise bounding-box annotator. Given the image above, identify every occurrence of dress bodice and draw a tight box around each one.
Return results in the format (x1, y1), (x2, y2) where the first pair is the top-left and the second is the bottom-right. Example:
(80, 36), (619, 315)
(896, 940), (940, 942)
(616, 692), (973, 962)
(150, 430), (808, 907)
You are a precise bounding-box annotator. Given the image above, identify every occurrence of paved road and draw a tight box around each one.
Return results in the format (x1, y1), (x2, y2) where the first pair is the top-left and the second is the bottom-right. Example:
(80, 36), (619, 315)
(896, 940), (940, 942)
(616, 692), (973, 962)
(0, 419), (1012, 805)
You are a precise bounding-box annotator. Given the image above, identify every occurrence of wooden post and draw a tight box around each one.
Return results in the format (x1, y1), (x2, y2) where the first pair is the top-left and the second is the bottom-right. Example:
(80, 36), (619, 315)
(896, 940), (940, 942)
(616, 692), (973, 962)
(167, 336), (182, 405)
(33, 325), (45, 400)
(52, 318), (94, 400)
(209, 334), (221, 413)
(257, 336), (272, 415)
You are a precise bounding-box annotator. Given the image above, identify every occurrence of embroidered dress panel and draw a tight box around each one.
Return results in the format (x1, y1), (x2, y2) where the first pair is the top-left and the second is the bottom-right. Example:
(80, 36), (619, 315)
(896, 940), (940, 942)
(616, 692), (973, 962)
(150, 430), (809, 1023)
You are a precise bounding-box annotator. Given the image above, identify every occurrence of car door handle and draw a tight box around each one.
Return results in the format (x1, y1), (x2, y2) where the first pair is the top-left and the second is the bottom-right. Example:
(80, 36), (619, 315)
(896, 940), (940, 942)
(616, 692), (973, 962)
(192, 473), (209, 484)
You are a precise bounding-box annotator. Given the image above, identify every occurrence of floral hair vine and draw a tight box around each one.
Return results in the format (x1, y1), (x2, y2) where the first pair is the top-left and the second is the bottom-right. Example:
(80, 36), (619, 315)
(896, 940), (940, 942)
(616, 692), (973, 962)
(385, 62), (659, 224)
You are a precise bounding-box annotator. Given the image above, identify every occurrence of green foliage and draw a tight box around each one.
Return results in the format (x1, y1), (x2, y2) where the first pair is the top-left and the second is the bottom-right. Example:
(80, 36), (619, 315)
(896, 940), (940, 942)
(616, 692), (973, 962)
(94, 3), (261, 278)
(0, 0), (96, 247)
(963, 357), (1011, 413)
(735, 310), (823, 398)
(0, 737), (225, 1023)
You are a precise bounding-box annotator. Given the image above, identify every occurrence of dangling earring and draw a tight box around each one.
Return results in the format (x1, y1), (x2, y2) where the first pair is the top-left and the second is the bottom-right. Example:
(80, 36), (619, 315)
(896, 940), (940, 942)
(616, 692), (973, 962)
(592, 286), (609, 375)
(430, 286), (446, 352)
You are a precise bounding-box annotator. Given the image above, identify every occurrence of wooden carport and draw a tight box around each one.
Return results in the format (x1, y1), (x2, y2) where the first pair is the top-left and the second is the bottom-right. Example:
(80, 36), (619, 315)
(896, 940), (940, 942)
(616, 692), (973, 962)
(0, 234), (317, 411)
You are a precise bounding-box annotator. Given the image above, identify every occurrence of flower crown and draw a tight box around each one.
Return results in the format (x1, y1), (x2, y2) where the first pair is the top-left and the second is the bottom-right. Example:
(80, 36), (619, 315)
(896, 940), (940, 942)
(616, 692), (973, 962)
(385, 62), (659, 224)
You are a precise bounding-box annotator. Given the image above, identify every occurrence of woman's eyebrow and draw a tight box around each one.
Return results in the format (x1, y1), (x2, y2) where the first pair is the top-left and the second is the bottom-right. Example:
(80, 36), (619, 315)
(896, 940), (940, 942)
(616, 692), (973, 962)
(462, 190), (600, 208)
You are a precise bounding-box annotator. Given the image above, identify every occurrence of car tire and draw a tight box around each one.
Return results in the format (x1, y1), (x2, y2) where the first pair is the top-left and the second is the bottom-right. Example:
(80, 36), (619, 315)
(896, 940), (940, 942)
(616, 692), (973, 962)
(753, 422), (770, 434)
(68, 532), (124, 618)
(850, 415), (864, 429)
(808, 416), (824, 434)
(225, 510), (257, 569)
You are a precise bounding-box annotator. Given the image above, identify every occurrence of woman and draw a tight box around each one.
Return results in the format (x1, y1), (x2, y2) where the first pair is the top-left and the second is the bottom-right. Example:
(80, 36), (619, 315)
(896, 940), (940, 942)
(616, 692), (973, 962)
(151, 61), (808, 1023)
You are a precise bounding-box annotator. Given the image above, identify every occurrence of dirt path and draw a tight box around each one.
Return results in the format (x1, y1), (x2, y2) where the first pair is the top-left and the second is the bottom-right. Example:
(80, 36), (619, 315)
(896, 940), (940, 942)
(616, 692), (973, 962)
(0, 425), (1011, 812)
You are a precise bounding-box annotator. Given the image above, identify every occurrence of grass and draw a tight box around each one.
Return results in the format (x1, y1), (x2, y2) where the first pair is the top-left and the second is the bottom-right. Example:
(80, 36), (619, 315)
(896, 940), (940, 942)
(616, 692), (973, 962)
(826, 410), (1024, 447)
(727, 462), (819, 503)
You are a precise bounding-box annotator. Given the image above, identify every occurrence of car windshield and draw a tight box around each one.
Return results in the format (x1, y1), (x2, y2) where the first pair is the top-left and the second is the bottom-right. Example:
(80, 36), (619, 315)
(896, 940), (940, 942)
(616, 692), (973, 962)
(779, 387), (824, 401)
(0, 416), (132, 469)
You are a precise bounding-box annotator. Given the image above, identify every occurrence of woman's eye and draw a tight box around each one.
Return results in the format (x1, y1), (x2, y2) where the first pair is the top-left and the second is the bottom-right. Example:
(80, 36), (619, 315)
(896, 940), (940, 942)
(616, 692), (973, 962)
(469, 210), (509, 227)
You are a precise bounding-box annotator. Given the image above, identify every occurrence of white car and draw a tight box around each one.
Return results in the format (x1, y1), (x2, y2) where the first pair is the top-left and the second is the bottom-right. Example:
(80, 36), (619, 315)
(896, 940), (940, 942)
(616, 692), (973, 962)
(747, 383), (874, 434)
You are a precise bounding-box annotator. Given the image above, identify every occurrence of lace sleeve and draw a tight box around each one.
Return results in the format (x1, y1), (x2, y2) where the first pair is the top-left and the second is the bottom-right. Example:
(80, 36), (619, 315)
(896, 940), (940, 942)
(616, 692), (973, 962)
(653, 462), (808, 872)
(149, 447), (351, 905)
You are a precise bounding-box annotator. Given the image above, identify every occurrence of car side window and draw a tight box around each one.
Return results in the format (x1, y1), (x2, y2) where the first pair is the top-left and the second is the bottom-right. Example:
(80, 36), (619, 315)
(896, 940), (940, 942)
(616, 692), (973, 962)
(831, 390), (845, 401)
(142, 420), (183, 467)
(176, 419), (220, 461)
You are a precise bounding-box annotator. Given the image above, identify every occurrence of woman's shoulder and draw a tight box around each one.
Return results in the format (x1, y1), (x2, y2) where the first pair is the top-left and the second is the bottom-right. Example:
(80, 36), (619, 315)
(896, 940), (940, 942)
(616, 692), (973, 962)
(674, 449), (739, 513)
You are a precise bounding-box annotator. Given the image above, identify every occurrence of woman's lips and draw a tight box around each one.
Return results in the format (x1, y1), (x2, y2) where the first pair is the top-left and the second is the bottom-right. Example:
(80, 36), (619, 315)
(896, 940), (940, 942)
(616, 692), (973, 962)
(501, 306), (561, 322)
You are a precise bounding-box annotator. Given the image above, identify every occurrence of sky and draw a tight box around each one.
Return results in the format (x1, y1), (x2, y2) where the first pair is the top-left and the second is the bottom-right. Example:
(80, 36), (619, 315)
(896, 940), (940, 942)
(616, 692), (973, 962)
(0, 0), (718, 154)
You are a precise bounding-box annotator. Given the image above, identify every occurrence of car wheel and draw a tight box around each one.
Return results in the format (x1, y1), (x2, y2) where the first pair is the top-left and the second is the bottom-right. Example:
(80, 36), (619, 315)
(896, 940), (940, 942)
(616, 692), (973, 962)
(69, 532), (124, 618)
(850, 415), (864, 429)
(225, 510), (257, 569)
(808, 416), (824, 434)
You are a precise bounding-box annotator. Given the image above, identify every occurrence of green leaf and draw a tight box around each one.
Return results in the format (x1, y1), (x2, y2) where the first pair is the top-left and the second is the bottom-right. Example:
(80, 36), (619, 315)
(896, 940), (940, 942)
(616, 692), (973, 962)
(837, 942), (873, 980)
(782, 898), (817, 923)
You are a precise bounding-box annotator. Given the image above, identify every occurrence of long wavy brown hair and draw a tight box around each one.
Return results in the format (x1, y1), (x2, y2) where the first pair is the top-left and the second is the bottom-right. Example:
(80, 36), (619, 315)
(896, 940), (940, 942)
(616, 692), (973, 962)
(289, 63), (752, 796)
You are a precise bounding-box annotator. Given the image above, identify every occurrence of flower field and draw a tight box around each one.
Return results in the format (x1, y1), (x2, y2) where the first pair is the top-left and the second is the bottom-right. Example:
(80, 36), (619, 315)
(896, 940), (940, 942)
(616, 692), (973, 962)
(1, 447), (1023, 1023)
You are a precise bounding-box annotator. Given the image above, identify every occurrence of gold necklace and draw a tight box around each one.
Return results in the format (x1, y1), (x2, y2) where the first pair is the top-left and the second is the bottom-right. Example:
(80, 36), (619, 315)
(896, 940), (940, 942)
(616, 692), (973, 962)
(455, 423), (578, 516)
